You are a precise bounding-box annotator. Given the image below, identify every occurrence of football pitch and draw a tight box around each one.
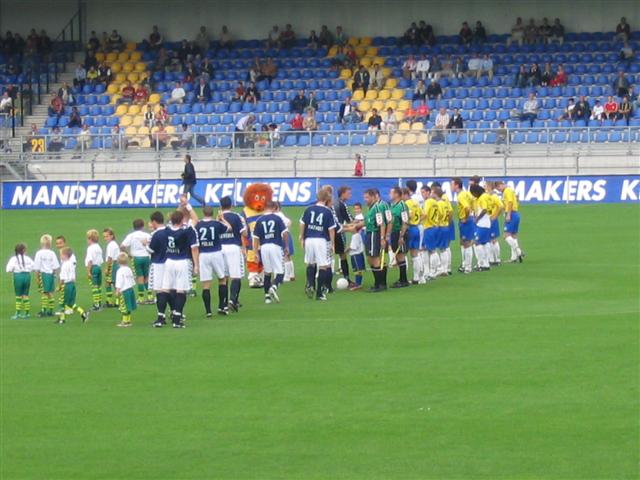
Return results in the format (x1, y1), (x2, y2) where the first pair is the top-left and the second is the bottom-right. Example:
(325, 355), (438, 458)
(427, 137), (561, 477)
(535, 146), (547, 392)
(1, 204), (638, 479)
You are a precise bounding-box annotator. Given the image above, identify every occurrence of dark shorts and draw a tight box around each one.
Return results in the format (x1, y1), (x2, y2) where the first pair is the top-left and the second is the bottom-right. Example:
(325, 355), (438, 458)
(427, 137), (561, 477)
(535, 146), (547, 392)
(13, 272), (31, 296)
(334, 232), (346, 255)
(365, 231), (381, 257)
(350, 253), (366, 272)
(119, 288), (137, 313)
(63, 282), (77, 307)
(133, 257), (150, 278)
(41, 272), (55, 293)
(90, 265), (102, 287)
(390, 231), (407, 254)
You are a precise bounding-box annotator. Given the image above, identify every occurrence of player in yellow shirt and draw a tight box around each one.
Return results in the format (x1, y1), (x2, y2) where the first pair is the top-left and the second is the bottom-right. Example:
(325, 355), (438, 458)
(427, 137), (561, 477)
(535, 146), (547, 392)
(431, 183), (452, 277)
(452, 178), (474, 274)
(485, 181), (504, 265)
(402, 187), (424, 284)
(495, 180), (524, 263)
(420, 185), (441, 281)
(470, 183), (492, 271)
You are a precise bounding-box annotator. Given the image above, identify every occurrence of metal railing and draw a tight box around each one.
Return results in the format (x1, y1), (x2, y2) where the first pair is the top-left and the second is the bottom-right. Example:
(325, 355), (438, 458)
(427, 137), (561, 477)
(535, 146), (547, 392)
(53, 6), (84, 63)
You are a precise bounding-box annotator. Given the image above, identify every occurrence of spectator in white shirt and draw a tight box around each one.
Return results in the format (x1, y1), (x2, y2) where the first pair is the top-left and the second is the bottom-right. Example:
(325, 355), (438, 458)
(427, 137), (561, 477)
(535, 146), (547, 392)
(267, 26), (280, 48)
(0, 92), (12, 113)
(520, 93), (539, 126)
(590, 100), (604, 122)
(480, 54), (494, 80)
(76, 124), (91, 151)
(370, 63), (385, 90)
(402, 55), (417, 80)
(467, 55), (483, 78)
(74, 64), (86, 88)
(507, 17), (525, 46)
(432, 107), (450, 142)
(168, 81), (186, 104)
(415, 55), (430, 80)
(234, 113), (255, 148)
(381, 107), (398, 133)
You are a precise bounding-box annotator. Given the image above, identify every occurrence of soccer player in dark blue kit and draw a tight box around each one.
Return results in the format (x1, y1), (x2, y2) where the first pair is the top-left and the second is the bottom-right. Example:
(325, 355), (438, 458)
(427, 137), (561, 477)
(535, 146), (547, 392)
(252, 201), (290, 304)
(148, 211), (171, 327)
(299, 189), (336, 301)
(195, 206), (233, 317)
(219, 196), (248, 312)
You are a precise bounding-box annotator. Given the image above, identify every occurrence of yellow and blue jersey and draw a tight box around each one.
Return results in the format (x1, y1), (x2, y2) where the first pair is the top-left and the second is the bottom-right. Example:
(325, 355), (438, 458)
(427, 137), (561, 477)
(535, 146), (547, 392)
(422, 198), (439, 229)
(502, 187), (519, 213)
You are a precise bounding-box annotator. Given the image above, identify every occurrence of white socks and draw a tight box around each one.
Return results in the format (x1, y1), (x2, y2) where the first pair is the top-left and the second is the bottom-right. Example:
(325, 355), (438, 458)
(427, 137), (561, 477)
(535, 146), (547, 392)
(412, 255), (423, 282)
(421, 250), (430, 280)
(505, 236), (520, 261)
(438, 249), (451, 275)
(491, 242), (501, 263)
(284, 260), (295, 281)
(429, 252), (440, 277)
(463, 246), (473, 272)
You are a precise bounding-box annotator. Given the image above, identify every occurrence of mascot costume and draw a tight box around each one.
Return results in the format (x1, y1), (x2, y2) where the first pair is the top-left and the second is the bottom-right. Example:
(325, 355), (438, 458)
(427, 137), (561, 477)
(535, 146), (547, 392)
(242, 183), (273, 288)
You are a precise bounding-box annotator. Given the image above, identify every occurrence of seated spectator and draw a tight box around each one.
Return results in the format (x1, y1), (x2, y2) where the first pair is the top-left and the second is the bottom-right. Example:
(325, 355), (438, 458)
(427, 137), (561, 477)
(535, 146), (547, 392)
(415, 55), (430, 80)
(73, 64), (86, 89)
(403, 23), (420, 46)
(335, 26), (347, 47)
(308, 30), (319, 49)
(528, 63), (541, 87)
(143, 104), (155, 127)
(381, 107), (398, 133)
(200, 58), (214, 80)
(467, 55), (483, 78)
(619, 42), (634, 68)
(244, 82), (260, 104)
(558, 97), (576, 121)
(339, 97), (361, 124)
(262, 57), (278, 84)
(495, 121), (508, 153)
(402, 55), (417, 80)
(550, 64), (567, 86)
(98, 62), (112, 84)
(473, 21), (486, 44)
(280, 24), (296, 49)
(426, 79), (443, 100)
(480, 54), (494, 80)
(618, 96), (632, 124)
(156, 104), (169, 125)
(459, 22), (472, 46)
(428, 55), (441, 79)
(302, 109), (317, 131)
(76, 124), (91, 151)
(574, 96), (591, 121)
(352, 65), (370, 94)
(134, 83), (149, 104)
(615, 17), (631, 42)
(49, 126), (65, 153)
(195, 78), (211, 103)
(233, 81), (245, 102)
(520, 93), (539, 126)
(370, 63), (385, 90)
(524, 19), (538, 44)
(267, 26), (280, 48)
(432, 108), (450, 142)
(413, 80), (427, 101)
(437, 55), (455, 79)
(68, 107), (82, 128)
(48, 95), (64, 118)
(168, 81), (186, 104)
(111, 124), (127, 151)
(255, 124), (271, 150)
(58, 82), (74, 105)
(219, 26), (232, 49)
(290, 112), (304, 130)
(514, 64), (528, 88)
(234, 114), (256, 148)
(172, 123), (193, 150)
(0, 91), (12, 113)
(148, 26), (163, 50)
(153, 122), (169, 149)
(268, 123), (281, 146)
(415, 103), (430, 123)
(305, 91), (319, 112)
(447, 108), (463, 129)
(107, 30), (123, 52)
(538, 18), (552, 44)
(604, 96), (619, 119)
(367, 108), (382, 131)
(117, 81), (135, 104)
(453, 57), (466, 78)
(345, 44), (358, 68)
(418, 21), (436, 46)
(541, 63), (554, 86)
(317, 25), (333, 47)
(507, 17), (525, 46)
(290, 89), (307, 114)
(87, 31), (100, 51)
(550, 18), (565, 45)
(183, 62), (198, 83)
(86, 66), (99, 85)
(590, 100), (604, 122)
(195, 26), (210, 51)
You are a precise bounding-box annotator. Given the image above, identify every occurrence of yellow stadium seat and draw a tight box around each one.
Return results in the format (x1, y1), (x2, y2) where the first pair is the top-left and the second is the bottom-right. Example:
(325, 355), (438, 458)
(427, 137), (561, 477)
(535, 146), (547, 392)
(398, 122), (411, 131)
(125, 42), (137, 51)
(359, 57), (372, 68)
(339, 68), (352, 79)
(371, 100), (384, 111)
(117, 52), (129, 62)
(398, 100), (411, 111)
(107, 84), (119, 94)
(357, 100), (371, 112)
(148, 93), (161, 104)
(351, 90), (364, 101)
(345, 79), (353, 90)
(416, 133), (429, 144)
(382, 67), (392, 77)
(95, 52), (105, 62)
(134, 62), (146, 72)
(106, 52), (118, 63)
(391, 134), (404, 145)
(165, 126), (176, 134)
(138, 71), (149, 82)
(411, 122), (424, 131)
(377, 90), (391, 100)
(124, 126), (137, 135)
(385, 78), (397, 89)
(377, 134), (389, 145)
(129, 51), (142, 62)
(110, 63), (122, 73)
(122, 62), (134, 73)
(347, 37), (359, 46)
(355, 46), (366, 56)
(139, 136), (151, 148)
(372, 56), (384, 66)
(127, 72), (139, 83)
(403, 133), (417, 145)
(132, 115), (144, 127)
(328, 46), (338, 57)
(127, 105), (140, 116)
(111, 94), (122, 105)
(120, 116), (133, 127)
(365, 90), (377, 100)
(137, 126), (150, 135)
(115, 104), (128, 116)
(396, 111), (405, 122)
(366, 46), (378, 56)
(391, 89), (404, 100)
(384, 100), (398, 110)
(360, 37), (372, 46)
(114, 72), (126, 83)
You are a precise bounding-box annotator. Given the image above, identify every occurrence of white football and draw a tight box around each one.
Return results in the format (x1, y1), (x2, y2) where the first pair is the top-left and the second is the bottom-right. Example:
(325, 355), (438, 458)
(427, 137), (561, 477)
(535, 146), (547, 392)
(336, 278), (349, 290)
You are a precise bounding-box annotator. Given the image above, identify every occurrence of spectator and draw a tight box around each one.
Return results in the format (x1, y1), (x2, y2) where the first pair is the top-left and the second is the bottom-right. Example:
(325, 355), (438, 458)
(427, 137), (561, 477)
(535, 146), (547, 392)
(370, 63), (385, 90)
(134, 83), (149, 104)
(453, 57), (466, 78)
(345, 44), (358, 68)
(244, 81), (260, 104)
(541, 62), (554, 86)
(48, 95), (64, 119)
(148, 26), (163, 50)
(528, 63), (542, 87)
(290, 112), (304, 131)
(428, 55), (441, 79)
(524, 19), (538, 44)
(459, 22), (472, 46)
(58, 82), (74, 105)
(539, 18), (552, 44)
(168, 81), (186, 104)
(574, 96), (591, 121)
(507, 17), (525, 46)
(403, 23), (420, 46)
(447, 108), (463, 129)
(143, 104), (155, 127)
(339, 97), (361, 124)
(156, 104), (169, 125)
(290, 89), (307, 114)
(111, 124), (127, 151)
(262, 57), (278, 85)
(268, 123), (281, 146)
(473, 21), (486, 44)
(280, 24), (296, 49)
(117, 81), (135, 104)
(558, 97), (576, 121)
(68, 107), (82, 128)
(352, 65), (370, 94)
(49, 127), (65, 153)
(0, 91), (12, 113)
(302, 109), (317, 131)
(618, 96), (632, 124)
(426, 79), (443, 100)
(381, 107), (398, 133)
(219, 26), (232, 49)
(520, 92), (539, 126)
(308, 30), (319, 49)
(413, 80), (427, 101)
(604, 96), (619, 119)
(467, 55), (483, 78)
(415, 55), (430, 80)
(480, 54), (494, 80)
(367, 108), (382, 131)
(418, 21), (436, 46)
(77, 124), (91, 151)
(433, 107), (450, 142)
(402, 55), (417, 80)
(154, 122), (169, 149)
(514, 64), (528, 88)
(200, 58), (214, 80)
(87, 31), (100, 51)
(86, 66), (99, 85)
(615, 17), (631, 42)
(550, 18), (565, 45)
(305, 91), (319, 112)
(195, 26), (210, 51)
(234, 113), (256, 148)
(335, 26), (347, 47)
(107, 30), (123, 51)
(330, 46), (348, 70)
(619, 42), (634, 68)
(415, 103), (430, 123)
(353, 153), (364, 177)
(183, 61), (198, 83)
(437, 55), (455, 79)
(550, 64), (567, 86)
(172, 123), (193, 150)
(73, 64), (86, 89)
(98, 62), (112, 84)
(495, 121), (509, 153)
(233, 81), (245, 101)
(318, 25), (333, 47)
(267, 26), (280, 48)
(590, 100), (604, 122)
(196, 78), (211, 103)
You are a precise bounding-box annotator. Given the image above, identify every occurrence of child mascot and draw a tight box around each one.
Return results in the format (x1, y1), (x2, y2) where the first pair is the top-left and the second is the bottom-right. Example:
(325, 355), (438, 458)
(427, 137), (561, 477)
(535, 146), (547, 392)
(242, 183), (273, 288)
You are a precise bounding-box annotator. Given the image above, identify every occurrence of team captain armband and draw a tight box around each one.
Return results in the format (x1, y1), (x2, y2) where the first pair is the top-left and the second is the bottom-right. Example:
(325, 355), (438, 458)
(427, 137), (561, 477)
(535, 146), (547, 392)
(375, 212), (383, 226)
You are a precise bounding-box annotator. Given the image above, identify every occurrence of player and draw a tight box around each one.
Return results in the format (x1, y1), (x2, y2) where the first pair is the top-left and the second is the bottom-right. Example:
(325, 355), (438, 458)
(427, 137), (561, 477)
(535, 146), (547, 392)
(495, 180), (524, 263)
(361, 189), (386, 292)
(401, 188), (423, 284)
(56, 247), (89, 324)
(346, 221), (365, 290)
(120, 219), (153, 304)
(452, 177), (474, 274)
(274, 202), (296, 282)
(432, 183), (453, 276)
(6, 243), (34, 319)
(178, 195), (200, 297)
(33, 234), (60, 317)
(115, 252), (136, 327)
(334, 186), (354, 285)
(161, 210), (200, 328)
(253, 201), (290, 304)
(470, 184), (491, 271)
(420, 185), (441, 280)
(102, 228), (120, 307)
(485, 181), (504, 265)
(389, 186), (410, 287)
(54, 236), (77, 314)
(219, 196), (248, 312)
(195, 206), (232, 317)
(300, 189), (336, 300)
(85, 229), (104, 311)
(147, 211), (171, 327)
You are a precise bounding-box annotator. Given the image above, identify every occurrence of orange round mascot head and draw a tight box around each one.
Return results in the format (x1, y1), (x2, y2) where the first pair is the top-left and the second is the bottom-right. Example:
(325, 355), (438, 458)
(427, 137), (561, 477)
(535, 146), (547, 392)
(243, 183), (273, 212)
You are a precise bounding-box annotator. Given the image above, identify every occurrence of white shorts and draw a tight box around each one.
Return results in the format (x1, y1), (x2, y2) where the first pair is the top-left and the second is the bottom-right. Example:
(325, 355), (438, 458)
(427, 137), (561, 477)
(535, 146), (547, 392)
(222, 244), (244, 278)
(304, 237), (332, 267)
(199, 251), (226, 282)
(161, 258), (191, 291)
(148, 262), (165, 291)
(260, 243), (284, 275)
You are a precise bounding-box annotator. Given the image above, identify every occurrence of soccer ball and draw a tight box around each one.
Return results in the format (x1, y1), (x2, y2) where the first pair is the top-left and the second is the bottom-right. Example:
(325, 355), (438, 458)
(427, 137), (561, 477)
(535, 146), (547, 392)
(336, 278), (349, 290)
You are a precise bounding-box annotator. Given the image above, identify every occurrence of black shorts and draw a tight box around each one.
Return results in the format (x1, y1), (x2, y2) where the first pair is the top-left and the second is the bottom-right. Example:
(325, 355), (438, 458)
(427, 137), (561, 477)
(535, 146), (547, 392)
(365, 231), (381, 257)
(390, 231), (407, 254)
(334, 232), (346, 255)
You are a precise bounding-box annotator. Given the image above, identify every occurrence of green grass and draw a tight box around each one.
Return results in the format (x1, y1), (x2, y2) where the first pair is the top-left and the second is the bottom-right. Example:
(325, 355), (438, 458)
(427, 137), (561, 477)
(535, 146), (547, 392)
(1, 204), (638, 480)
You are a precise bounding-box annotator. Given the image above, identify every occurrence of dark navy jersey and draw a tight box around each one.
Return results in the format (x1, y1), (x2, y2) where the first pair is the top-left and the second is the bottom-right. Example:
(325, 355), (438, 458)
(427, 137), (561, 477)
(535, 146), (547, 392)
(300, 204), (336, 241)
(220, 211), (246, 246)
(253, 213), (287, 247)
(336, 200), (353, 225)
(329, 205), (343, 234)
(148, 227), (169, 264)
(165, 226), (199, 260)
(195, 219), (228, 253)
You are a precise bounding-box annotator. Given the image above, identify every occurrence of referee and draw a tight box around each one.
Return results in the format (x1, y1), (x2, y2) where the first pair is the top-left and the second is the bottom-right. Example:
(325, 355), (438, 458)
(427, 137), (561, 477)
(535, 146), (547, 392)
(181, 154), (205, 206)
